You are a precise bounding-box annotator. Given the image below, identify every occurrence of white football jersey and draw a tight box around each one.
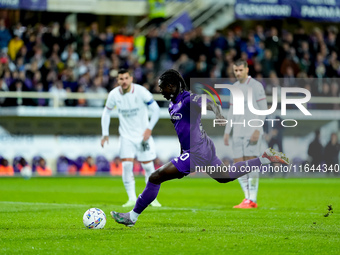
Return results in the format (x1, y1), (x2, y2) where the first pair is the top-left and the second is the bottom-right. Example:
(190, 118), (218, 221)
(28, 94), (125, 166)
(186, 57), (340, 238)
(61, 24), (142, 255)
(228, 76), (267, 137)
(105, 83), (154, 143)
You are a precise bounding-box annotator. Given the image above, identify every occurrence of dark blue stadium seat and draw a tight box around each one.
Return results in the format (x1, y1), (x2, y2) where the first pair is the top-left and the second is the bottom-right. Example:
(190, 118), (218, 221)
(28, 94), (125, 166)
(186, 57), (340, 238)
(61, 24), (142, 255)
(13, 156), (23, 173)
(75, 156), (86, 171)
(56, 156), (70, 174)
(32, 156), (42, 172)
(96, 155), (110, 173)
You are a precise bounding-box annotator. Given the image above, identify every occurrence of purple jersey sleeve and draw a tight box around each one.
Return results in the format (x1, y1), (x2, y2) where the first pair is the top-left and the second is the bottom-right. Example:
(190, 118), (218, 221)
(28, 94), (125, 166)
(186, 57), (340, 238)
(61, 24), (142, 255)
(188, 93), (213, 113)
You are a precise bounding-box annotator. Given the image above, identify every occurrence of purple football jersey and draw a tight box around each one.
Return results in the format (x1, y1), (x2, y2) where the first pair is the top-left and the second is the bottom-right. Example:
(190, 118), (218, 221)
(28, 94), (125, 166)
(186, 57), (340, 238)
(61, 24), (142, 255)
(169, 91), (222, 175)
(168, 91), (204, 151)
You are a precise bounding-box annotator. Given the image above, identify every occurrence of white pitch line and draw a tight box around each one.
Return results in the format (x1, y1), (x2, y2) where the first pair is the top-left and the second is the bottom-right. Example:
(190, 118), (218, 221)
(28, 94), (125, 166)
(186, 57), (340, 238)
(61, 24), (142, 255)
(154, 206), (225, 212)
(0, 202), (326, 215)
(0, 201), (224, 212)
(0, 201), (86, 207)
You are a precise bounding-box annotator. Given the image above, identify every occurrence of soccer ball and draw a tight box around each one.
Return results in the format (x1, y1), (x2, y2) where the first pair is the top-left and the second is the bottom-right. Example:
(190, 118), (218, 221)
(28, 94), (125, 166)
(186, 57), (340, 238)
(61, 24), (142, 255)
(83, 208), (106, 229)
(21, 166), (32, 180)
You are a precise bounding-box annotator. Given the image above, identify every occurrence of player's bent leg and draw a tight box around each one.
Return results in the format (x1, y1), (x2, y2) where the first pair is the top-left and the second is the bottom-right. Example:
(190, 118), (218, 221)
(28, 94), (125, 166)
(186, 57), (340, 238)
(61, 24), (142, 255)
(206, 163), (236, 184)
(141, 160), (162, 207)
(209, 148), (289, 183)
(111, 162), (184, 227)
(213, 176), (236, 184)
(148, 162), (185, 184)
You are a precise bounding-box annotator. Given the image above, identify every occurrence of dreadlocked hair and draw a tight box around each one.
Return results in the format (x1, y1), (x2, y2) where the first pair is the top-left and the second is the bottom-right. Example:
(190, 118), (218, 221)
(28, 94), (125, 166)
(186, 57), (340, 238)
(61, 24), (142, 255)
(159, 69), (189, 92)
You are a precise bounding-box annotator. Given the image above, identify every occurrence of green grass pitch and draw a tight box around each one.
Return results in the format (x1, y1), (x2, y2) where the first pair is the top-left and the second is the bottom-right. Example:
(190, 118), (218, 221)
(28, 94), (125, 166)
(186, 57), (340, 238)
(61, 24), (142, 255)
(0, 177), (339, 254)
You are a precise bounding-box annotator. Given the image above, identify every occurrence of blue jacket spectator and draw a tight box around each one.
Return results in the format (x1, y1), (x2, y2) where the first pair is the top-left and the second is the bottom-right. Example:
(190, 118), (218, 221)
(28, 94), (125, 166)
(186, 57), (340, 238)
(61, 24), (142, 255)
(0, 19), (11, 50)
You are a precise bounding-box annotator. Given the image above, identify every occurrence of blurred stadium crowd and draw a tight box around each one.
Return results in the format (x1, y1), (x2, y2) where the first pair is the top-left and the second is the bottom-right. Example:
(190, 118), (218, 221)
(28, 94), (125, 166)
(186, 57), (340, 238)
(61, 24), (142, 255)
(0, 18), (340, 108)
(0, 154), (165, 177)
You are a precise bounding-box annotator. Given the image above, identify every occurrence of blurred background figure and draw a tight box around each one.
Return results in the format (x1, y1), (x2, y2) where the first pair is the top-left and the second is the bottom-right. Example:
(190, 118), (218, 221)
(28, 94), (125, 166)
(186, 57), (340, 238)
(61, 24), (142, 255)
(0, 158), (14, 176)
(224, 59), (267, 209)
(36, 157), (53, 176)
(308, 130), (324, 167)
(49, 80), (67, 107)
(14, 157), (32, 179)
(0, 18), (11, 52)
(86, 76), (107, 107)
(148, 0), (166, 27)
(324, 133), (340, 175)
(110, 156), (122, 176)
(265, 115), (284, 153)
(153, 157), (163, 170)
(79, 156), (97, 176)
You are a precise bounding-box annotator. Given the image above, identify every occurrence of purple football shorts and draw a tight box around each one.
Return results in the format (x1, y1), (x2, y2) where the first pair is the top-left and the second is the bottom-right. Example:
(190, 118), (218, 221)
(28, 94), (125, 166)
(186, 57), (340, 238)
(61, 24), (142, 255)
(171, 137), (222, 176)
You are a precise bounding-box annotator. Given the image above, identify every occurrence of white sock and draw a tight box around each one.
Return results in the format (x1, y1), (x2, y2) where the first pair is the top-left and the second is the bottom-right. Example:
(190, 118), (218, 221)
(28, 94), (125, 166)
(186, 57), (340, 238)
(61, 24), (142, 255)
(129, 210), (140, 222)
(259, 156), (271, 165)
(122, 161), (136, 201)
(248, 171), (259, 203)
(238, 174), (249, 200)
(141, 162), (156, 183)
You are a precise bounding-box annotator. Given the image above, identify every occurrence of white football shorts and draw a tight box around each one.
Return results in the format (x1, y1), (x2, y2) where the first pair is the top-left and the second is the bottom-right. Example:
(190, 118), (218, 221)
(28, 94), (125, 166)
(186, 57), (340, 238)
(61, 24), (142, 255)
(119, 136), (157, 162)
(232, 136), (261, 159)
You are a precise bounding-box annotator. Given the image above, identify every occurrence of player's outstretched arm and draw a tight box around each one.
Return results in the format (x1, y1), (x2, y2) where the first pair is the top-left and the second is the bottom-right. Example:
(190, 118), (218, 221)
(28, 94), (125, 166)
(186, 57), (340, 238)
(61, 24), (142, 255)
(207, 101), (224, 120)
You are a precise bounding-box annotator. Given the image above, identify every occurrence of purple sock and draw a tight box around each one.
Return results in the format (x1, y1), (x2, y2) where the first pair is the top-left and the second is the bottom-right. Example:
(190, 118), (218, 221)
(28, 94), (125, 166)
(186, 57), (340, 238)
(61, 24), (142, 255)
(228, 158), (262, 179)
(247, 158), (262, 168)
(133, 182), (160, 214)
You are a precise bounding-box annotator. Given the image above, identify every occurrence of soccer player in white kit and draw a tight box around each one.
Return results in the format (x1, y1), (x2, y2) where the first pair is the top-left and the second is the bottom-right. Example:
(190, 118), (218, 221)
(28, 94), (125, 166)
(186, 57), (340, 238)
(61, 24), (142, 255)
(224, 59), (268, 209)
(101, 69), (161, 207)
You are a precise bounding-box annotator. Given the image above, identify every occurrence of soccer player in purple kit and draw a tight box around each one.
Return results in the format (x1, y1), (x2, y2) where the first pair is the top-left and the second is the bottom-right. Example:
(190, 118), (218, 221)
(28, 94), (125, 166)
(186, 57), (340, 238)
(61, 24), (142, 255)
(110, 69), (289, 227)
